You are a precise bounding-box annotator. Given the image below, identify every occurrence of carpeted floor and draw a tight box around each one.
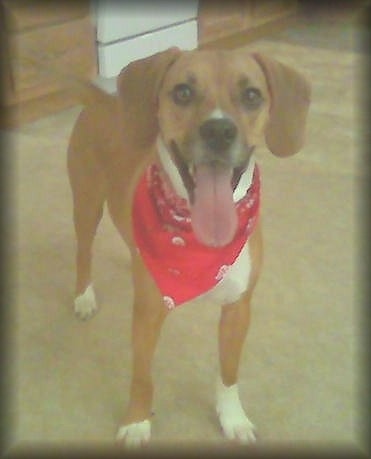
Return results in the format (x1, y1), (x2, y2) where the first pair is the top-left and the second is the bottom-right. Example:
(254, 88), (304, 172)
(6, 3), (368, 455)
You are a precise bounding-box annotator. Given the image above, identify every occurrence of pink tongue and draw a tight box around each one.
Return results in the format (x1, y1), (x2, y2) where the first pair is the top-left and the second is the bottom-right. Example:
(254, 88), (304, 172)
(190, 164), (237, 247)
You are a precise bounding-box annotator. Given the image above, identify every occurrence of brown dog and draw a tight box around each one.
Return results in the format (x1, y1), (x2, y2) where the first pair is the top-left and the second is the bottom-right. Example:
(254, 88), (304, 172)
(67, 47), (310, 446)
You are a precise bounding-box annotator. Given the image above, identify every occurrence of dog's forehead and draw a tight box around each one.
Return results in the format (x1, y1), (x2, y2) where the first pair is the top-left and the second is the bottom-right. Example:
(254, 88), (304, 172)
(165, 50), (266, 87)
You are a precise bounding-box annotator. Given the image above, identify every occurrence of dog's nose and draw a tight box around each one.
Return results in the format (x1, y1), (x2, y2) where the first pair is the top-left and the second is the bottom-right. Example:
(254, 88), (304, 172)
(199, 119), (237, 152)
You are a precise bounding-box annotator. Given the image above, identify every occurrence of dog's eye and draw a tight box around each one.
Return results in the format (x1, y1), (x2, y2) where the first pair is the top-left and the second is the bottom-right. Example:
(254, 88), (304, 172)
(241, 87), (263, 109)
(172, 84), (193, 105)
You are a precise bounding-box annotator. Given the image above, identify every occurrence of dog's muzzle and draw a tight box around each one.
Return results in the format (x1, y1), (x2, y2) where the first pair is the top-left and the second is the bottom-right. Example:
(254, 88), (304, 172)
(199, 118), (237, 153)
(169, 118), (254, 247)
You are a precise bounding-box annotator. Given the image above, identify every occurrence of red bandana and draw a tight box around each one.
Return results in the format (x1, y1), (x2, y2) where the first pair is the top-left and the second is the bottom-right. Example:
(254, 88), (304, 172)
(132, 163), (260, 309)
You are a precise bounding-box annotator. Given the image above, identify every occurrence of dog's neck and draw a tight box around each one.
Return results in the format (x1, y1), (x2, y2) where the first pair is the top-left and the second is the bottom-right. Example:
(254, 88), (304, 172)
(156, 136), (256, 204)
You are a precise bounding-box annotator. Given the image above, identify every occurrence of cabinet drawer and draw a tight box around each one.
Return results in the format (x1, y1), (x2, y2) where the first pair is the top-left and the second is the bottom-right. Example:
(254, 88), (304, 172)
(3, 0), (90, 32)
(198, 0), (297, 45)
(9, 17), (96, 97)
(198, 0), (249, 43)
(251, 0), (297, 26)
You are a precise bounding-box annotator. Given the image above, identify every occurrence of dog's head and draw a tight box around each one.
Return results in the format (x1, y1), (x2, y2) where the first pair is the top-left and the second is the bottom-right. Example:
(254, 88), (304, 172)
(117, 47), (311, 247)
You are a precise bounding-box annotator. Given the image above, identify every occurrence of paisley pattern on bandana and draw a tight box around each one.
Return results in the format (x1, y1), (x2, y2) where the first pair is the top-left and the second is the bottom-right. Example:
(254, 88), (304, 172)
(133, 163), (260, 308)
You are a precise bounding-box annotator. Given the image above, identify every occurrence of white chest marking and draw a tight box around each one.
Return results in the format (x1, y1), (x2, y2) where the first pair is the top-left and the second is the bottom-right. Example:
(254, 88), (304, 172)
(157, 137), (189, 201)
(194, 241), (252, 306)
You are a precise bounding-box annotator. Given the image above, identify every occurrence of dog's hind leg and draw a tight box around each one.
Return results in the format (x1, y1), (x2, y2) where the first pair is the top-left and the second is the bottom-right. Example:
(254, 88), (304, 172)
(67, 142), (106, 320)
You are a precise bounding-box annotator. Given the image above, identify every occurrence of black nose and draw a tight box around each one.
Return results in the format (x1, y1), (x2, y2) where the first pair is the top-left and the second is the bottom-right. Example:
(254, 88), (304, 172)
(199, 118), (237, 152)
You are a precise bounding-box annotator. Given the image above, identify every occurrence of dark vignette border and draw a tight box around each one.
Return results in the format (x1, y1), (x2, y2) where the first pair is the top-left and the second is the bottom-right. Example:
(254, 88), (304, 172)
(0, 0), (370, 458)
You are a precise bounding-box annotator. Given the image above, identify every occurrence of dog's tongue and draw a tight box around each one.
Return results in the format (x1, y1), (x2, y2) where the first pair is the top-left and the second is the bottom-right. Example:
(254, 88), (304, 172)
(190, 164), (237, 247)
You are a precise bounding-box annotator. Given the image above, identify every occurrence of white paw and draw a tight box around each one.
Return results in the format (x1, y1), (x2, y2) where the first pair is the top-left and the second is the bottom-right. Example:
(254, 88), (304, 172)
(216, 379), (256, 444)
(74, 285), (97, 320)
(116, 420), (151, 448)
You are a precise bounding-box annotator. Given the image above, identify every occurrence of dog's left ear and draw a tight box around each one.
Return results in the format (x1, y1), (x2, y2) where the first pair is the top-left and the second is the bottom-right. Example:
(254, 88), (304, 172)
(253, 52), (311, 157)
(117, 47), (181, 149)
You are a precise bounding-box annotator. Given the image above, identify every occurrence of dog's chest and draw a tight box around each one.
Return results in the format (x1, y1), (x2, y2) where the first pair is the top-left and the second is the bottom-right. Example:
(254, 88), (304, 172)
(133, 165), (258, 308)
(194, 241), (251, 306)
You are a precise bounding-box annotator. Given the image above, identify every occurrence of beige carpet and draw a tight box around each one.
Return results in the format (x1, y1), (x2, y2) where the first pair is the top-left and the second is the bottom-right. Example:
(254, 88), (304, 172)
(7, 7), (367, 455)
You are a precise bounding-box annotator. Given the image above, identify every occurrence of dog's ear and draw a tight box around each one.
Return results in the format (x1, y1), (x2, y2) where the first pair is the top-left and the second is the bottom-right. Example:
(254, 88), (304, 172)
(253, 52), (311, 157)
(117, 47), (181, 149)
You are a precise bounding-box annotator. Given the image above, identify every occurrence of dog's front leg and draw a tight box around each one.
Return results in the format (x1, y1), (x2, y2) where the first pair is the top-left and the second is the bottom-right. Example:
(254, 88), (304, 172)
(216, 295), (256, 444)
(216, 224), (262, 444)
(117, 255), (168, 447)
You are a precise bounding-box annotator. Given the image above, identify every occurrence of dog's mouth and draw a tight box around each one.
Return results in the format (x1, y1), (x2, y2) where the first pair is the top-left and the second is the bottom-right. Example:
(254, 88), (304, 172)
(170, 140), (253, 247)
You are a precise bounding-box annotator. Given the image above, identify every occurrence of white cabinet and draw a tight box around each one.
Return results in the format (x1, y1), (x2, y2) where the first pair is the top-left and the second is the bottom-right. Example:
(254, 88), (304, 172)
(95, 0), (198, 78)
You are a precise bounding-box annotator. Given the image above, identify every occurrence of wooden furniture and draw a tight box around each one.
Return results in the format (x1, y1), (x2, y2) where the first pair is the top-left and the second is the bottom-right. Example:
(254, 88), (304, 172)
(1, 0), (298, 127)
(198, 0), (297, 48)
(1, 0), (96, 127)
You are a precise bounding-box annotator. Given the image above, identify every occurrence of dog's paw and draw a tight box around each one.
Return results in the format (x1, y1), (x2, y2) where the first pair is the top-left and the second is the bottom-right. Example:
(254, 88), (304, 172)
(74, 285), (97, 320)
(216, 380), (256, 444)
(116, 420), (151, 448)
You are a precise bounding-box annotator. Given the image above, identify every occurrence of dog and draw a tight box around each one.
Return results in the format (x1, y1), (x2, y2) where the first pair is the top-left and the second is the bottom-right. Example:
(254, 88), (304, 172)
(67, 47), (311, 447)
